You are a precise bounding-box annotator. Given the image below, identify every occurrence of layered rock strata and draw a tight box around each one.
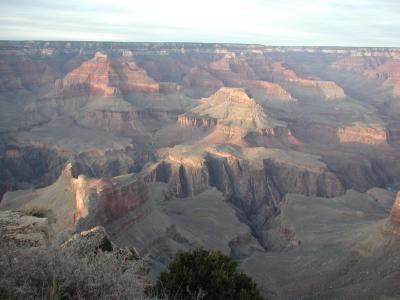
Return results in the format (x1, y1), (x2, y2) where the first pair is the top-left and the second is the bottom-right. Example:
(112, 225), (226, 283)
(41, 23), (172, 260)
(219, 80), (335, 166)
(336, 123), (388, 144)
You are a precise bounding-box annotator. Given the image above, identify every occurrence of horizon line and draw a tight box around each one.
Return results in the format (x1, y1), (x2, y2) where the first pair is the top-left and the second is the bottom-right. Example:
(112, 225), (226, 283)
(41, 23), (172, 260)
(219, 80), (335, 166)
(1, 40), (400, 49)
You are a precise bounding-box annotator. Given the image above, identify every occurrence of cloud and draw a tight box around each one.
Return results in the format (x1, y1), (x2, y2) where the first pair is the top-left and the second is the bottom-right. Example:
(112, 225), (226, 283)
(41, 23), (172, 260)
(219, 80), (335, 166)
(0, 0), (398, 46)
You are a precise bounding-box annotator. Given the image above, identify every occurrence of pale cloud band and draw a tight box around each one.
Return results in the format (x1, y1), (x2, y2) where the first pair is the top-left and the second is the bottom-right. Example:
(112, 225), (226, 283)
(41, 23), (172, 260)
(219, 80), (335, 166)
(0, 0), (399, 46)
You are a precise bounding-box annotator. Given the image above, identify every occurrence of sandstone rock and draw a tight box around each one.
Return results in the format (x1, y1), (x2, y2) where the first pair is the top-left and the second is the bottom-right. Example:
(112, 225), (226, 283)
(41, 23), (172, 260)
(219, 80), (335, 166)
(110, 60), (159, 93)
(145, 144), (344, 213)
(331, 56), (400, 96)
(74, 99), (181, 135)
(182, 67), (223, 92)
(336, 123), (388, 145)
(209, 52), (257, 79)
(177, 87), (295, 146)
(61, 226), (113, 253)
(78, 109), (141, 133)
(57, 52), (119, 97)
(270, 62), (346, 100)
(72, 173), (148, 229)
(330, 56), (385, 73)
(180, 87), (285, 131)
(56, 52), (158, 98)
(206, 52), (295, 102)
(0, 210), (53, 247)
(61, 225), (140, 260)
(226, 79), (295, 102)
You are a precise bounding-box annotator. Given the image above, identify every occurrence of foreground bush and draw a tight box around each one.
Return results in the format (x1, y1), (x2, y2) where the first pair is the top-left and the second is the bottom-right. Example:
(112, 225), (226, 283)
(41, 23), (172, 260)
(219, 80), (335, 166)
(0, 240), (147, 299)
(147, 248), (265, 300)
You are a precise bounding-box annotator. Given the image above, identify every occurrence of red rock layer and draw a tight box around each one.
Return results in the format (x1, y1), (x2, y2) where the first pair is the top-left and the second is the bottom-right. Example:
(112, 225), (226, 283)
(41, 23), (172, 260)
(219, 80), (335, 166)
(208, 53), (257, 79)
(57, 52), (159, 97)
(58, 52), (118, 97)
(364, 60), (400, 82)
(331, 57), (400, 96)
(98, 178), (147, 222)
(77, 110), (142, 133)
(206, 53), (295, 101)
(330, 56), (385, 73)
(336, 124), (388, 145)
(72, 175), (147, 225)
(73, 176), (110, 222)
(271, 62), (346, 100)
(177, 114), (218, 128)
(77, 108), (181, 134)
(159, 82), (180, 93)
(182, 67), (223, 90)
(364, 60), (400, 96)
(226, 79), (294, 101)
(109, 60), (159, 93)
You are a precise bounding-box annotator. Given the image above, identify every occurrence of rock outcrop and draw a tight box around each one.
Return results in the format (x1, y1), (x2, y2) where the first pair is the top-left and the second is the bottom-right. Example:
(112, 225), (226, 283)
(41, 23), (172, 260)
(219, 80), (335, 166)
(0, 58), (49, 92)
(177, 87), (295, 146)
(178, 88), (284, 129)
(145, 145), (344, 211)
(177, 114), (218, 128)
(56, 52), (119, 97)
(75, 101), (182, 135)
(0, 143), (70, 199)
(385, 192), (400, 236)
(336, 123), (388, 145)
(109, 60), (159, 94)
(0, 210), (53, 247)
(77, 109), (141, 133)
(206, 53), (295, 102)
(226, 79), (295, 102)
(56, 52), (159, 98)
(330, 56), (385, 73)
(62, 226), (130, 255)
(331, 56), (400, 96)
(72, 173), (148, 229)
(364, 60), (400, 96)
(182, 67), (223, 94)
(270, 62), (346, 100)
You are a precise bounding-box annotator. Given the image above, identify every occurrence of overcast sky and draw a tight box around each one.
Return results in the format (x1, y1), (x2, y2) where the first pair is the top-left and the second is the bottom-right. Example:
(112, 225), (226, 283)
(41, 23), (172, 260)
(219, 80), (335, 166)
(0, 0), (399, 46)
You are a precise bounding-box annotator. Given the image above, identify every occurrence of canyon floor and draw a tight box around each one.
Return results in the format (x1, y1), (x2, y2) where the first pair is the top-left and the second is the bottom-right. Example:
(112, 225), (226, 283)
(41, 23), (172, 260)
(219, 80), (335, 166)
(1, 41), (400, 299)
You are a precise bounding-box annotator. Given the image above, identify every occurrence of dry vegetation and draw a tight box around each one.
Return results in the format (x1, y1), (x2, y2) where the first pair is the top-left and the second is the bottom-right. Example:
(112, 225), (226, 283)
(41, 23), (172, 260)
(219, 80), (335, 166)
(0, 240), (149, 299)
(18, 205), (57, 224)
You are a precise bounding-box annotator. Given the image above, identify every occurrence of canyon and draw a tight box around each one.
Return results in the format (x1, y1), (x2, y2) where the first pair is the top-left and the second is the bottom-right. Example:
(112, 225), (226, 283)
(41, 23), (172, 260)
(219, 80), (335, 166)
(1, 41), (400, 299)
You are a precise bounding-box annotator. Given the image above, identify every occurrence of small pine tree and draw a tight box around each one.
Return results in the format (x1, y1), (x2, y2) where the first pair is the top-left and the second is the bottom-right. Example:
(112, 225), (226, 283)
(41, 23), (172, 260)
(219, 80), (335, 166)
(147, 248), (265, 300)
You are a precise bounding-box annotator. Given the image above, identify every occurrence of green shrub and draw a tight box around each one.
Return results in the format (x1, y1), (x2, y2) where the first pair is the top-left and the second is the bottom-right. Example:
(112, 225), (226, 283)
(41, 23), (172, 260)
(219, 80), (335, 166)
(147, 248), (265, 300)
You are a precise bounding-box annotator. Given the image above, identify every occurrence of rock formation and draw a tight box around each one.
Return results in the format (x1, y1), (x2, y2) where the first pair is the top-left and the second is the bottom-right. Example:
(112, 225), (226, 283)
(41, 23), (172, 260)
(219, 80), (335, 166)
(336, 123), (388, 144)
(109, 59), (159, 94)
(72, 173), (148, 229)
(56, 52), (159, 98)
(56, 52), (119, 97)
(226, 79), (295, 102)
(331, 56), (400, 96)
(176, 87), (297, 146)
(145, 145), (344, 212)
(2, 41), (400, 300)
(182, 67), (223, 95)
(0, 57), (50, 92)
(270, 62), (346, 100)
(385, 192), (400, 236)
(0, 210), (53, 247)
(207, 53), (295, 102)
